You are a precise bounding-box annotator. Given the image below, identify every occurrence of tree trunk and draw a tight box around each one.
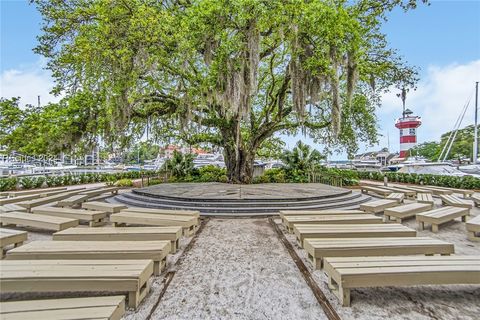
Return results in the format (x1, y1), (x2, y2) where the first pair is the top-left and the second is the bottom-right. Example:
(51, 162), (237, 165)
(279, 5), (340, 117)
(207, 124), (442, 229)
(223, 146), (255, 184)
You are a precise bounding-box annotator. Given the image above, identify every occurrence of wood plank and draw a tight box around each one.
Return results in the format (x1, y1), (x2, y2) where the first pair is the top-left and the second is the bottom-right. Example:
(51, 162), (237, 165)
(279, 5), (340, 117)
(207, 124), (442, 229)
(416, 206), (469, 233)
(466, 215), (480, 241)
(0, 296), (125, 320)
(0, 204), (27, 213)
(0, 194), (42, 205)
(57, 194), (90, 207)
(0, 228), (28, 258)
(53, 226), (182, 253)
(122, 207), (200, 218)
(304, 237), (454, 269)
(383, 203), (433, 223)
(293, 223), (416, 248)
(5, 240), (170, 276)
(32, 207), (107, 226)
(360, 199), (398, 213)
(82, 201), (127, 213)
(0, 259), (153, 309)
(0, 187), (67, 197)
(283, 214), (382, 233)
(440, 195), (473, 209)
(0, 212), (79, 231)
(16, 188), (87, 211)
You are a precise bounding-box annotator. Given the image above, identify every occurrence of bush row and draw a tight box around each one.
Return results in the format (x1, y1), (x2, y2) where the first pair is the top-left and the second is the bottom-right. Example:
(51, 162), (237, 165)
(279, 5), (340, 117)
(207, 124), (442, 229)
(0, 170), (160, 192)
(354, 170), (480, 189)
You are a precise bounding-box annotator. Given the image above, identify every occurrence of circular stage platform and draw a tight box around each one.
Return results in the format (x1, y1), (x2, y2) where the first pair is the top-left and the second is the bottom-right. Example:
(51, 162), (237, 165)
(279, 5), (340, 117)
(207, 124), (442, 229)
(114, 183), (370, 215)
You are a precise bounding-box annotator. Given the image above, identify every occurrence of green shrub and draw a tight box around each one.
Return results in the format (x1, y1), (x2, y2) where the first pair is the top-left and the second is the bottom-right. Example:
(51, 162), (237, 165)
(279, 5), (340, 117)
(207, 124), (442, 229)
(19, 176), (45, 189)
(196, 165), (227, 182)
(115, 178), (133, 187)
(0, 177), (17, 191)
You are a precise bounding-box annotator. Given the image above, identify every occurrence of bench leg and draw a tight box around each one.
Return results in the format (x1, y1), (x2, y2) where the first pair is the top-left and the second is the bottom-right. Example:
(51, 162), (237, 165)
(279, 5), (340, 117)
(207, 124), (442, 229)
(89, 219), (106, 227)
(13, 241), (23, 248)
(339, 286), (351, 307)
(128, 280), (151, 308)
(432, 224), (439, 233)
(461, 215), (468, 222)
(418, 221), (425, 231)
(307, 253), (322, 270)
(296, 237), (303, 248)
(170, 240), (177, 253)
(467, 231), (480, 242)
(395, 218), (402, 224)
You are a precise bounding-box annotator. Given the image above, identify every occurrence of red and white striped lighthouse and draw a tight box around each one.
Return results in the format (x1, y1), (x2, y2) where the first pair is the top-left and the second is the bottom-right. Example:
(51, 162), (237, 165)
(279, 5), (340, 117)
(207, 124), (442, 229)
(395, 108), (422, 159)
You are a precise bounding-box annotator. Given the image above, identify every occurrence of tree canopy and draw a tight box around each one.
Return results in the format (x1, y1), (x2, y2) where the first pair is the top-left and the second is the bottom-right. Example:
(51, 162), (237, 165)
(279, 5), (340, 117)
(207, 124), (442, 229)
(5, 0), (426, 182)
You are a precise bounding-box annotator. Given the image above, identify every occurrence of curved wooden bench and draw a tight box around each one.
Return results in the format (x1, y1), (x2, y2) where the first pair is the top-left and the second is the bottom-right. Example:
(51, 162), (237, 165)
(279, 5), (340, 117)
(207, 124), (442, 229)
(293, 223), (416, 248)
(304, 237), (454, 269)
(0, 228), (27, 258)
(466, 215), (480, 241)
(111, 211), (198, 236)
(53, 226), (183, 253)
(377, 186), (416, 198)
(57, 194), (90, 207)
(360, 186), (392, 197)
(283, 214), (382, 233)
(279, 210), (364, 225)
(360, 199), (398, 213)
(440, 195), (473, 209)
(0, 296), (125, 320)
(16, 188), (86, 212)
(323, 255), (480, 306)
(0, 259), (153, 308)
(80, 187), (119, 198)
(6, 240), (170, 276)
(0, 212), (78, 231)
(384, 202), (433, 223)
(122, 207), (200, 218)
(82, 201), (127, 213)
(32, 207), (107, 227)
(416, 206), (469, 233)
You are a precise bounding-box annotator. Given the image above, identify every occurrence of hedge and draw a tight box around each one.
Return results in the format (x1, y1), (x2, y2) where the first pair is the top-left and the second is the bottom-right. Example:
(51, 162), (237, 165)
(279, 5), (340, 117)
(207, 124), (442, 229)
(0, 170), (161, 192)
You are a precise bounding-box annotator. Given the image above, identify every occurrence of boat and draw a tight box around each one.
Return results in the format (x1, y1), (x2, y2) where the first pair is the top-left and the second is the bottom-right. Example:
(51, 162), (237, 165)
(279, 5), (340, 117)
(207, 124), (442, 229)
(397, 162), (480, 178)
(387, 157), (428, 172)
(352, 159), (382, 172)
(193, 153), (225, 168)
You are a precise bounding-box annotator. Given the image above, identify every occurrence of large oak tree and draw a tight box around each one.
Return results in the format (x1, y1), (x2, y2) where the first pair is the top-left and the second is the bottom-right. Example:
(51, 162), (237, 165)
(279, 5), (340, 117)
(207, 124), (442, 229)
(32, 0), (424, 183)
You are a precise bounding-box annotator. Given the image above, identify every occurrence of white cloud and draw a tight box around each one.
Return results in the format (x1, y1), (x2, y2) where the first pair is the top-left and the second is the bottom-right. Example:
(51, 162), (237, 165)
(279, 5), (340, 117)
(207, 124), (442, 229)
(376, 59), (480, 152)
(0, 59), (60, 107)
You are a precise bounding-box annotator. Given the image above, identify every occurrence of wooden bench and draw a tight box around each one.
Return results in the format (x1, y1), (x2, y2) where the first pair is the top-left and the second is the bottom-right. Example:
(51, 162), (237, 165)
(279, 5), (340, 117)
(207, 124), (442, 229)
(384, 203), (433, 223)
(53, 226), (183, 253)
(390, 184), (434, 194)
(0, 204), (27, 213)
(0, 259), (154, 308)
(0, 212), (79, 231)
(0, 193), (42, 205)
(16, 188), (86, 212)
(0, 186), (67, 197)
(122, 207), (201, 218)
(414, 186), (453, 196)
(32, 207), (107, 227)
(0, 296), (125, 320)
(111, 211), (198, 236)
(279, 210), (364, 225)
(416, 206), (470, 232)
(360, 199), (398, 213)
(386, 192), (405, 203)
(440, 194), (473, 209)
(323, 255), (480, 306)
(360, 186), (392, 197)
(466, 215), (480, 241)
(304, 237), (454, 269)
(6, 240), (170, 276)
(417, 192), (434, 205)
(57, 194), (90, 207)
(470, 194), (480, 207)
(0, 228), (27, 258)
(82, 201), (127, 213)
(283, 214), (382, 233)
(376, 186), (416, 198)
(427, 186), (474, 198)
(80, 187), (119, 198)
(293, 223), (416, 248)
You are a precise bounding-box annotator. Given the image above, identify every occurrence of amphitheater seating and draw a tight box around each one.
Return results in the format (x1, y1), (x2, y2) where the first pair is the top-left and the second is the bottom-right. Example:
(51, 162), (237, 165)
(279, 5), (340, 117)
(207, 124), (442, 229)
(0, 204), (27, 213)
(6, 240), (170, 276)
(466, 215), (480, 241)
(360, 186), (392, 197)
(16, 188), (86, 212)
(82, 201), (127, 213)
(0, 211), (79, 231)
(53, 226), (183, 253)
(0, 259), (154, 308)
(304, 237), (454, 269)
(383, 203), (433, 223)
(0, 187), (66, 197)
(0, 296), (126, 320)
(278, 210), (364, 224)
(283, 214), (382, 233)
(377, 186), (416, 198)
(32, 206), (107, 227)
(110, 211), (198, 236)
(386, 192), (405, 203)
(80, 187), (119, 198)
(416, 206), (470, 233)
(417, 193), (434, 205)
(429, 186), (474, 198)
(440, 195), (473, 209)
(293, 223), (416, 248)
(323, 255), (480, 306)
(0, 194), (42, 205)
(414, 186), (453, 196)
(359, 199), (398, 213)
(0, 228), (27, 258)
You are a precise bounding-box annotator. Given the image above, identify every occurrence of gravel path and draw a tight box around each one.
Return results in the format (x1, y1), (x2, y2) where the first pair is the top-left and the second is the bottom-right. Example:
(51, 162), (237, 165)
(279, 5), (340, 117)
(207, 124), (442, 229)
(145, 218), (326, 320)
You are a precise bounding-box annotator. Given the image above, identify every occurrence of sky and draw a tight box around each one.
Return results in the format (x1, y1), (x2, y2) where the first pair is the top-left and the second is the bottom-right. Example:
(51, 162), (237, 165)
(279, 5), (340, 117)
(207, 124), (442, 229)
(1, 0), (480, 159)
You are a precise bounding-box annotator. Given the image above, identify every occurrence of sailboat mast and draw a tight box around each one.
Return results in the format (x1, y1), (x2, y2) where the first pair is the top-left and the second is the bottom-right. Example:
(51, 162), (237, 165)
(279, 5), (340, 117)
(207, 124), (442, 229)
(474, 82), (479, 164)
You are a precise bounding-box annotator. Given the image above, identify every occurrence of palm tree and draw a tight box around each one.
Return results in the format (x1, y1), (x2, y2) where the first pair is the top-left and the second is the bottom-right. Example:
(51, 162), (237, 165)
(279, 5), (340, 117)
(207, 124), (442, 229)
(281, 141), (325, 173)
